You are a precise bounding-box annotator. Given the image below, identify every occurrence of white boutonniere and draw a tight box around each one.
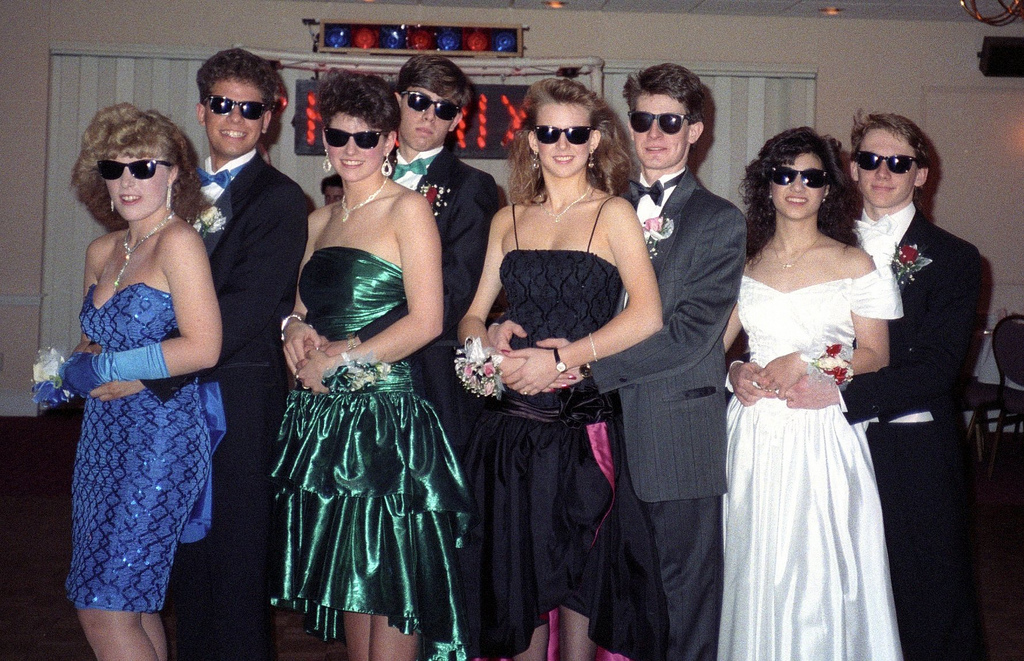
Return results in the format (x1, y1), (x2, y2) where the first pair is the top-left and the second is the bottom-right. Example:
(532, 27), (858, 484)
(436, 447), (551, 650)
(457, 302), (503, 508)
(890, 243), (932, 290)
(193, 206), (227, 238)
(417, 183), (451, 218)
(642, 215), (675, 257)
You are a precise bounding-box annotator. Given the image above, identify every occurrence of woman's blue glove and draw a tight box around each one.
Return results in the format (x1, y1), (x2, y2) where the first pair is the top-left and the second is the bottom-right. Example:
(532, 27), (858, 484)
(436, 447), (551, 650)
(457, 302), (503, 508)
(59, 344), (170, 397)
(59, 352), (102, 397)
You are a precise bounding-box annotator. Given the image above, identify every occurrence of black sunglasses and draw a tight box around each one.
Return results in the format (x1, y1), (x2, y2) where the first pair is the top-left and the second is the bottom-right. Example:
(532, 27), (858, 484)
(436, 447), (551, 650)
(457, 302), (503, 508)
(628, 111), (694, 135)
(853, 150), (917, 174)
(97, 159), (173, 181)
(770, 166), (829, 189)
(323, 128), (383, 149)
(534, 125), (593, 145)
(401, 91), (461, 121)
(204, 95), (268, 120)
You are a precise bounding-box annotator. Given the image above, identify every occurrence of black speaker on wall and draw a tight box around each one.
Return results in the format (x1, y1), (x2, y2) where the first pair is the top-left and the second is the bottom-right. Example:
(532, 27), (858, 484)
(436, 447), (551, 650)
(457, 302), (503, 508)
(979, 37), (1024, 77)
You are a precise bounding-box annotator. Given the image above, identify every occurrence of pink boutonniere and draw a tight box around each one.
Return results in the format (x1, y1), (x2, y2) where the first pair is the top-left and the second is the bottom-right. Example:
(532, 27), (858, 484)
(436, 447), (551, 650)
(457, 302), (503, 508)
(642, 215), (675, 257)
(891, 243), (932, 289)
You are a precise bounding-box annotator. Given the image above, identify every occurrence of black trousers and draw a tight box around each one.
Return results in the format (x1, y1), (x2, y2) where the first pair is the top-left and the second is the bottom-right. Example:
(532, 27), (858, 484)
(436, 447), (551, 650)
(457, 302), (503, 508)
(867, 416), (984, 661)
(171, 367), (285, 661)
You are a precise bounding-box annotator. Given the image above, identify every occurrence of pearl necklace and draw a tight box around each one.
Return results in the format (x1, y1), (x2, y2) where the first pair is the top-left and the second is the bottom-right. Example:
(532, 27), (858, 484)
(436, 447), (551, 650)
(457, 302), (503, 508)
(543, 186), (592, 223)
(340, 178), (388, 223)
(113, 211), (174, 290)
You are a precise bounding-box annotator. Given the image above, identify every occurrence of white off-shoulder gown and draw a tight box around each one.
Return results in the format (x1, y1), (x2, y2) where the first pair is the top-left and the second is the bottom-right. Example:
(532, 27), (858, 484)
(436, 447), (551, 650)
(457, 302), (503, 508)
(719, 270), (904, 661)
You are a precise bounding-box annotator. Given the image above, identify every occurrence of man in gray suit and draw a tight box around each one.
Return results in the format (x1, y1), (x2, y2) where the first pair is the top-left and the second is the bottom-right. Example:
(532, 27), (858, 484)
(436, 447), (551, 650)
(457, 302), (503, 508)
(489, 64), (744, 659)
(593, 64), (745, 660)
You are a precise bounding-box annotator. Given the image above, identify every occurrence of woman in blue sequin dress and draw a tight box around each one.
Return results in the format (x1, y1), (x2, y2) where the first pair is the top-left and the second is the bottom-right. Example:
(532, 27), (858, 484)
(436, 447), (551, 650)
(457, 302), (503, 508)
(63, 104), (221, 661)
(457, 78), (663, 660)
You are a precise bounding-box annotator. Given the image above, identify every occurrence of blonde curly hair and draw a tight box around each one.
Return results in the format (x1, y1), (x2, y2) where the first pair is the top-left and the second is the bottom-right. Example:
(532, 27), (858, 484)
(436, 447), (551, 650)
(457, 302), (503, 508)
(72, 103), (204, 228)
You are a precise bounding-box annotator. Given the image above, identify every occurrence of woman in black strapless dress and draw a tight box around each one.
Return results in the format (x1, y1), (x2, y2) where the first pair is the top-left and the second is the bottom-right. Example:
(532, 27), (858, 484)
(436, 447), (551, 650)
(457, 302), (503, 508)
(457, 78), (663, 660)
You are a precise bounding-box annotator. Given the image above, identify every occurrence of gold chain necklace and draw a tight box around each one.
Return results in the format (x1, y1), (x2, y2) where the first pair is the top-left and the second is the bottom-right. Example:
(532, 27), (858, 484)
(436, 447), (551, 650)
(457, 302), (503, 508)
(773, 237), (817, 269)
(543, 186), (592, 223)
(340, 178), (388, 222)
(113, 211), (174, 289)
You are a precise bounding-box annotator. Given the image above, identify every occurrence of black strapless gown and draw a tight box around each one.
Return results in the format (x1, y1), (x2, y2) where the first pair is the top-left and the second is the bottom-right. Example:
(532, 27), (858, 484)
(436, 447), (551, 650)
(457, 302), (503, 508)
(460, 249), (624, 658)
(269, 247), (474, 660)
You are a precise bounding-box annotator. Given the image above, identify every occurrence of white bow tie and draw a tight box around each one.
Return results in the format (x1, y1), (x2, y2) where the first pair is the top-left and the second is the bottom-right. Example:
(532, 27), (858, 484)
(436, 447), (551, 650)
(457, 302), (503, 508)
(857, 215), (895, 238)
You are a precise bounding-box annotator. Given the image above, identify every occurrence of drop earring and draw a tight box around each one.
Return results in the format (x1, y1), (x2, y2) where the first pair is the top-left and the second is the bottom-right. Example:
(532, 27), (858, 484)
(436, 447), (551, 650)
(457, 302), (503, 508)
(323, 156), (332, 173)
(588, 151), (595, 169)
(110, 199), (115, 212)
(381, 159), (393, 178)
(166, 185), (173, 211)
(531, 151), (540, 171)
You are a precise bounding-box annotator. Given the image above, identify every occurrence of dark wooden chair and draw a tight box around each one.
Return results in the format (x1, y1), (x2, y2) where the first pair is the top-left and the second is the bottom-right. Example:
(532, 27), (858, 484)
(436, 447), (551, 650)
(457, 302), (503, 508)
(984, 314), (1024, 477)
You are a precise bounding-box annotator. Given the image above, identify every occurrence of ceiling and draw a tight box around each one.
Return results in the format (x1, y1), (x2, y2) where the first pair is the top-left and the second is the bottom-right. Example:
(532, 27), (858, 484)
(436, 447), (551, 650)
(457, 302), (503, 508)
(307, 0), (977, 22)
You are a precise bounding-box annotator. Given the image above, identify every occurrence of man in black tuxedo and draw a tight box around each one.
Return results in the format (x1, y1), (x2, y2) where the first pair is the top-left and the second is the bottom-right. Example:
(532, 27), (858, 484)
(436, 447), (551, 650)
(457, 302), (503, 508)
(354, 54), (499, 454)
(167, 48), (307, 661)
(778, 113), (984, 660)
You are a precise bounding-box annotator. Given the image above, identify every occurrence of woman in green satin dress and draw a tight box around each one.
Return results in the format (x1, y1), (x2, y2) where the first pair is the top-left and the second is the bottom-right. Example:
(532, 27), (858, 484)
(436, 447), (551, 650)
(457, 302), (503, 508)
(272, 70), (474, 661)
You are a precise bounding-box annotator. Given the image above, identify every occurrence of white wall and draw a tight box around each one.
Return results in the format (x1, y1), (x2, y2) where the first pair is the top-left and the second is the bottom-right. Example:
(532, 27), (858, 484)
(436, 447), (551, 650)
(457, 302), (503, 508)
(3, 1), (1024, 413)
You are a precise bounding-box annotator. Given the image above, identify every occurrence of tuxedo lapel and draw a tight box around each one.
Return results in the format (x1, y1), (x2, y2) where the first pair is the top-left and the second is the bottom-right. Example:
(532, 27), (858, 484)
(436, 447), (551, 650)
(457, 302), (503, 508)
(648, 171), (697, 275)
(207, 157), (264, 260)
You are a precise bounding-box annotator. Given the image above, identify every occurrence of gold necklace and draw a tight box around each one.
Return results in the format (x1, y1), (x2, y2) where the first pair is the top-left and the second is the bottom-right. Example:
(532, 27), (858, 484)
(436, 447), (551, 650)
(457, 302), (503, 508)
(340, 178), (388, 222)
(113, 211), (174, 289)
(772, 237), (818, 269)
(543, 186), (592, 223)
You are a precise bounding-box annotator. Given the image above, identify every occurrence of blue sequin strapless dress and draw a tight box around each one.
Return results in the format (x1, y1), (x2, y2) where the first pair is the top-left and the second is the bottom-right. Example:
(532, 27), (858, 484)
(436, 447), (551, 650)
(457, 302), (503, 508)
(66, 284), (210, 612)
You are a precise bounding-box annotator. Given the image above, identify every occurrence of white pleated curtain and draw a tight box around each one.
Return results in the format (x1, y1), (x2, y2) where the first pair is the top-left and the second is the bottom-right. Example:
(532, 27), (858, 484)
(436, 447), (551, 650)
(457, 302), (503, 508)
(42, 48), (815, 354)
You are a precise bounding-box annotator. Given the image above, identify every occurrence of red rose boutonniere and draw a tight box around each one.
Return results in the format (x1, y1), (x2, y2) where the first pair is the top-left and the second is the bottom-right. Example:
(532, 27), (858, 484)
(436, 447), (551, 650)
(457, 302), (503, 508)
(891, 243), (932, 289)
(417, 183), (450, 218)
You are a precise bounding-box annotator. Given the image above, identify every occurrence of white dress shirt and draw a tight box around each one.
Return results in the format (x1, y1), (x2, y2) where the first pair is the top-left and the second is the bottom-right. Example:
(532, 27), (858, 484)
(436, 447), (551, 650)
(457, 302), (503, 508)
(394, 146), (443, 191)
(201, 150), (257, 203)
(635, 167), (685, 223)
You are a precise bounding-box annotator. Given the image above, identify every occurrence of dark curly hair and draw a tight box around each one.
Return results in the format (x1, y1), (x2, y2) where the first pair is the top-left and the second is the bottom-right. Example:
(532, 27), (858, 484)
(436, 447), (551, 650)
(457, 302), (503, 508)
(623, 63), (706, 123)
(197, 48), (280, 107)
(317, 70), (400, 135)
(741, 126), (858, 260)
(396, 54), (473, 109)
(507, 78), (632, 205)
(71, 103), (204, 228)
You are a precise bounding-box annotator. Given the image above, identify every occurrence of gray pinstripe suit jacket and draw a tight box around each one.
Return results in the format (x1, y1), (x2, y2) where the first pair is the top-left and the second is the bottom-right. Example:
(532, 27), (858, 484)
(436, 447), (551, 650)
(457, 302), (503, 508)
(592, 170), (746, 502)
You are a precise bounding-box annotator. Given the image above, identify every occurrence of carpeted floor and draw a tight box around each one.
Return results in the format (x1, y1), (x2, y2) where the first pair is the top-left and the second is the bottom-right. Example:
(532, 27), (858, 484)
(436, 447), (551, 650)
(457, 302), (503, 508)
(1, 411), (1022, 660)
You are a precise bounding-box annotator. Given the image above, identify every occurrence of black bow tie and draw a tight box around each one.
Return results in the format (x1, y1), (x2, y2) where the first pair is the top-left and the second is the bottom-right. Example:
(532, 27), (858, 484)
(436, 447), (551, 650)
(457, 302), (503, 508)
(630, 172), (684, 207)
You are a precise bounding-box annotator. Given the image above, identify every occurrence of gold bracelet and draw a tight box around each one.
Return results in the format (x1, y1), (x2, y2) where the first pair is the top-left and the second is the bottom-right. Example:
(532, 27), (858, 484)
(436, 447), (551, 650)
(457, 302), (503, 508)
(588, 332), (598, 361)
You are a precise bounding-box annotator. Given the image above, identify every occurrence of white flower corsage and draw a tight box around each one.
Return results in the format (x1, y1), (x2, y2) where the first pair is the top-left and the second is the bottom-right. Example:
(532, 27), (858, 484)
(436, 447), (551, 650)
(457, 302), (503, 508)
(454, 336), (504, 398)
(322, 353), (392, 393)
(890, 243), (932, 289)
(806, 343), (854, 389)
(193, 206), (227, 238)
(642, 215), (675, 257)
(31, 347), (72, 408)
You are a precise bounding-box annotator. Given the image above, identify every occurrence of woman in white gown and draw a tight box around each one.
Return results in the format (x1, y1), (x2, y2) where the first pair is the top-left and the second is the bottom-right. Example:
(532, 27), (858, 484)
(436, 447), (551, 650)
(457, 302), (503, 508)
(719, 127), (903, 660)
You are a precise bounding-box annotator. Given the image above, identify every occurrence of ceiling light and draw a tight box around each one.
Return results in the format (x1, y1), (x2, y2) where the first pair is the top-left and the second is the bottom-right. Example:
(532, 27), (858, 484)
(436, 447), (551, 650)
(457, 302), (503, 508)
(545, 1), (566, 8)
(819, 6), (843, 16)
(961, 0), (1024, 25)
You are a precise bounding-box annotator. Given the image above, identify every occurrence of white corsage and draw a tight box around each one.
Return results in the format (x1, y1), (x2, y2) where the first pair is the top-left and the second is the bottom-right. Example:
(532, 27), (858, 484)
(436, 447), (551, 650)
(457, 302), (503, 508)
(193, 206), (227, 238)
(322, 353), (392, 392)
(31, 347), (72, 408)
(642, 215), (675, 257)
(806, 343), (854, 389)
(454, 336), (504, 398)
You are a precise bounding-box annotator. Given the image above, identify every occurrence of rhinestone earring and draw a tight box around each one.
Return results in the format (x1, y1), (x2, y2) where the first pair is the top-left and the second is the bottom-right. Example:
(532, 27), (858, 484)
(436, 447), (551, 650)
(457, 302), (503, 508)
(166, 185), (173, 211)
(381, 159), (393, 178)
(323, 156), (332, 173)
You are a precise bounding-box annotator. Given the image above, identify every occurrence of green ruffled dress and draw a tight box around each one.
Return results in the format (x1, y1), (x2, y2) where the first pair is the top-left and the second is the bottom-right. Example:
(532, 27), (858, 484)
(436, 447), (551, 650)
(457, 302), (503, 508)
(269, 247), (474, 660)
